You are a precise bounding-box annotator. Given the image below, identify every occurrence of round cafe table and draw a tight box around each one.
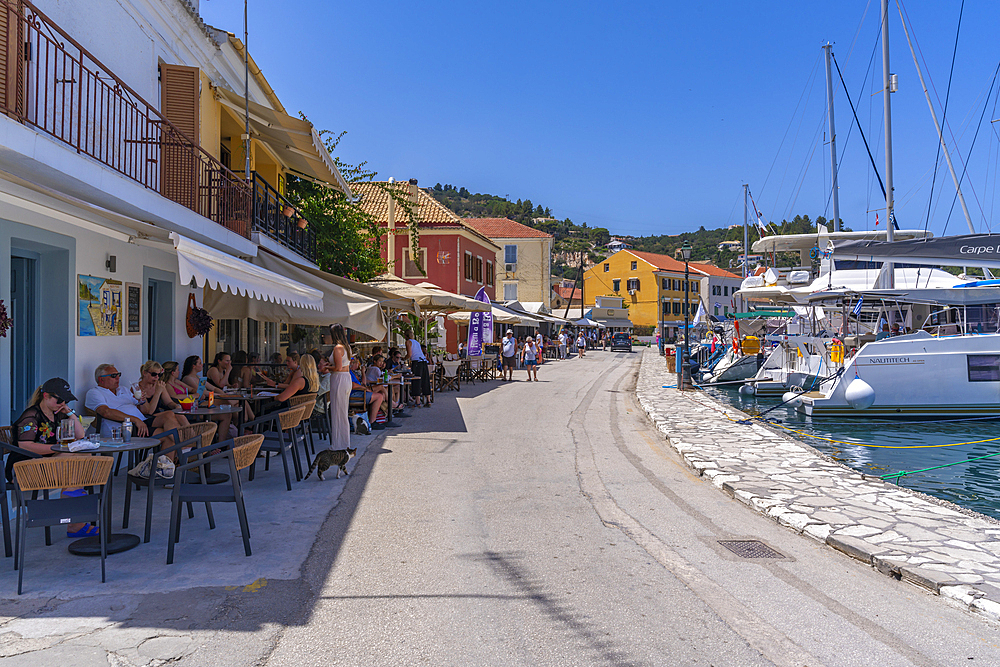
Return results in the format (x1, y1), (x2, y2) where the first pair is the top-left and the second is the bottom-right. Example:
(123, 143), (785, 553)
(51, 437), (161, 556)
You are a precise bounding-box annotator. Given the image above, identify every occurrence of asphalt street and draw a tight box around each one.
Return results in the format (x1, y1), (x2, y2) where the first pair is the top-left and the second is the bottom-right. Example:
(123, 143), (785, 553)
(263, 351), (1000, 666)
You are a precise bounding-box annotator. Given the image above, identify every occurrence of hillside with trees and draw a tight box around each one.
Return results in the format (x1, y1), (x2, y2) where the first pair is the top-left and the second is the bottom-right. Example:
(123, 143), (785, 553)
(429, 183), (836, 277)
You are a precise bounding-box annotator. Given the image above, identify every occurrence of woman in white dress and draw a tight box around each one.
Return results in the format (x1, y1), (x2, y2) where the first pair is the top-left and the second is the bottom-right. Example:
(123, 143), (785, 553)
(328, 324), (353, 449)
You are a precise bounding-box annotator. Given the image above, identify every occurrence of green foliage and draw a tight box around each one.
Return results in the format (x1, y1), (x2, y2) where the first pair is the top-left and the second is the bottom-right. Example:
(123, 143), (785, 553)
(286, 130), (385, 282)
(632, 324), (654, 336)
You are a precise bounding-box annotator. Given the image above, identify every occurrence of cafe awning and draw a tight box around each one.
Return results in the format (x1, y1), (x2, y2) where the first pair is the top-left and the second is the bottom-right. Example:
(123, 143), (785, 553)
(202, 249), (388, 338)
(448, 304), (524, 325)
(214, 87), (352, 195)
(366, 275), (490, 313)
(170, 233), (322, 310)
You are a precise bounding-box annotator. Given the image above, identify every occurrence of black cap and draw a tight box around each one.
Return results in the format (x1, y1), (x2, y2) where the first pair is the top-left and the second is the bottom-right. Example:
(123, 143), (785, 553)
(41, 378), (77, 403)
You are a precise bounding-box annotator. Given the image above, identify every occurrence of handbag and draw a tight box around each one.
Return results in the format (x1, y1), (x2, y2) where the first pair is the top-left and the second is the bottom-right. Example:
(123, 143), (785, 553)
(128, 453), (176, 479)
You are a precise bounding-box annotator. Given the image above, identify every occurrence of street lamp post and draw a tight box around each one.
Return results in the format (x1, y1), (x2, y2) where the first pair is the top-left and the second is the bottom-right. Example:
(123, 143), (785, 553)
(681, 241), (692, 391)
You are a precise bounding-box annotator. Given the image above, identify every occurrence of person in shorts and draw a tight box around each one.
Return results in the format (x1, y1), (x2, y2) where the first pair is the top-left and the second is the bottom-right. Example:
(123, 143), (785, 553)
(522, 337), (539, 381)
(501, 330), (517, 381)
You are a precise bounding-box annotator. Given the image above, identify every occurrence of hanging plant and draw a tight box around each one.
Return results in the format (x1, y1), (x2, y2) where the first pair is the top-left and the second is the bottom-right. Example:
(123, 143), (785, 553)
(0, 299), (11, 338)
(185, 294), (214, 338)
(297, 217), (308, 229)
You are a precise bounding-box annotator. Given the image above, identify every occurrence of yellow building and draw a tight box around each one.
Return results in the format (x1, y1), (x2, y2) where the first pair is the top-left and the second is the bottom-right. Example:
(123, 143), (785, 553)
(584, 249), (741, 341)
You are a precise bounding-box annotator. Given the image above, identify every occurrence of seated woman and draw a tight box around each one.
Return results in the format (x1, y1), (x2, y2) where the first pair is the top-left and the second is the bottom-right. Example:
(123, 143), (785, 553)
(259, 352), (302, 392)
(231, 351), (254, 391)
(349, 357), (385, 431)
(135, 361), (190, 443)
(364, 354), (394, 409)
(8, 378), (93, 537)
(180, 354), (232, 440)
(161, 361), (190, 398)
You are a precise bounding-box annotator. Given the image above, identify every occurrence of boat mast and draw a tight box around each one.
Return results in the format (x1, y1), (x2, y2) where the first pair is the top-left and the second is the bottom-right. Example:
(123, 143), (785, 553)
(881, 0), (895, 286)
(823, 43), (841, 232)
(743, 183), (749, 314)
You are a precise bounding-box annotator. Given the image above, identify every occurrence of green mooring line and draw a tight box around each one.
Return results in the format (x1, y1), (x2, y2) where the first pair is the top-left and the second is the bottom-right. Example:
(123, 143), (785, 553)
(880, 450), (1000, 483)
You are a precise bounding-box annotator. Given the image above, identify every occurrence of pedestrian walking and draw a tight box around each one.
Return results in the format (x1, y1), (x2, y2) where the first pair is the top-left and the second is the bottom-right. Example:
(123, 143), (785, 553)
(535, 330), (544, 365)
(404, 327), (431, 407)
(576, 332), (586, 358)
(327, 324), (352, 449)
(558, 330), (568, 359)
(501, 329), (517, 381)
(522, 337), (539, 381)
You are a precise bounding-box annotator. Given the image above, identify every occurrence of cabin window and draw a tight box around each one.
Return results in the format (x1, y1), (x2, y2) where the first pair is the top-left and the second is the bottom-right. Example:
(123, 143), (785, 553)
(968, 355), (1000, 382)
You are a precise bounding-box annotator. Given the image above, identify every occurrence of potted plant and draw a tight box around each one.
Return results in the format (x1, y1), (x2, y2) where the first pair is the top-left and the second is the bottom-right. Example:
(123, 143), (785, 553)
(282, 205), (295, 218)
(297, 217), (308, 229)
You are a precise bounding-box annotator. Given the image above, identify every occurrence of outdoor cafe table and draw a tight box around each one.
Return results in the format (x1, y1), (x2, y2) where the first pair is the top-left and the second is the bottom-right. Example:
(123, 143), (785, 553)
(51, 437), (161, 556)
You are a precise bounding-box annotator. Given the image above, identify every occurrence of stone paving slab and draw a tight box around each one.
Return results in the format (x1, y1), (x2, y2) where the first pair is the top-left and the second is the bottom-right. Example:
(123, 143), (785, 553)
(634, 348), (1000, 623)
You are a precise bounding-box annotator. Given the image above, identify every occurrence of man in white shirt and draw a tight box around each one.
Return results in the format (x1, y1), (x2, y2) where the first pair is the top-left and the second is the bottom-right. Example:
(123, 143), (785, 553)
(535, 331), (544, 365)
(85, 363), (150, 437)
(501, 330), (517, 381)
(558, 331), (568, 359)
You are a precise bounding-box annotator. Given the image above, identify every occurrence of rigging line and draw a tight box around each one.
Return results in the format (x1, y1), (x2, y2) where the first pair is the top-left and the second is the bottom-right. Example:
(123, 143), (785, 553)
(832, 51), (887, 201)
(922, 0), (964, 236)
(842, 0), (874, 67)
(787, 123), (824, 218)
(759, 52), (823, 203)
(942, 59), (1000, 236)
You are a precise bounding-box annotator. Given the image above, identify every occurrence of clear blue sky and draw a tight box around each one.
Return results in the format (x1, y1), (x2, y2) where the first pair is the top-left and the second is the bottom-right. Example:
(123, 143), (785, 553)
(200, 1), (1000, 238)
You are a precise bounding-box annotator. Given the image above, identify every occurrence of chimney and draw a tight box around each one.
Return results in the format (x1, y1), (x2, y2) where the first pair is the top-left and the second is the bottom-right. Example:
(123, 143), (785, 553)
(408, 178), (419, 209)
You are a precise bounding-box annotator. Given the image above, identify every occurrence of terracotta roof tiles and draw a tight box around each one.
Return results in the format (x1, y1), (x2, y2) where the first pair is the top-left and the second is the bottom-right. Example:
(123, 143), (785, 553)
(465, 217), (553, 240)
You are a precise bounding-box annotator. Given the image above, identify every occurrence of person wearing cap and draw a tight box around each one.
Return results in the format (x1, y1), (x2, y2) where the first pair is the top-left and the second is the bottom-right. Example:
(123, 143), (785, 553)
(501, 329), (517, 381)
(8, 378), (95, 537)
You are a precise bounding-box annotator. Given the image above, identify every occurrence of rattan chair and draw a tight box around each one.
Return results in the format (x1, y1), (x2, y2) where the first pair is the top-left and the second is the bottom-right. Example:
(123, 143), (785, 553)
(13, 457), (113, 594)
(167, 434), (264, 564)
(122, 422), (217, 543)
(0, 433), (52, 558)
(288, 393), (319, 455)
(244, 406), (308, 491)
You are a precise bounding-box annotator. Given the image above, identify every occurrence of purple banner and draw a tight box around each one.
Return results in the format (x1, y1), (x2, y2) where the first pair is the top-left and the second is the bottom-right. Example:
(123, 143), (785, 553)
(466, 287), (493, 357)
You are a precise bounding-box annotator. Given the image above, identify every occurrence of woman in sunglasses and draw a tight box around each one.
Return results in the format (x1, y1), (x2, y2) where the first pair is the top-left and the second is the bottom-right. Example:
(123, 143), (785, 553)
(135, 361), (189, 431)
(9, 378), (94, 536)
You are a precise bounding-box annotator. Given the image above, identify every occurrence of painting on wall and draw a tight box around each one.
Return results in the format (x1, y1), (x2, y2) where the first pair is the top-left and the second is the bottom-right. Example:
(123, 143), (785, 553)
(78, 275), (122, 336)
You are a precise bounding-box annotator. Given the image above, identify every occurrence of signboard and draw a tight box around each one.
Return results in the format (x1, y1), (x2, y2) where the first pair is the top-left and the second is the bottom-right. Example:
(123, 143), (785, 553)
(125, 282), (141, 335)
(466, 287), (493, 357)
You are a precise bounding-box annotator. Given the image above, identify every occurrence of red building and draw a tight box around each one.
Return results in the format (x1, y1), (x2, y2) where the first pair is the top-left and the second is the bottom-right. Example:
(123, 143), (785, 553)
(351, 179), (499, 352)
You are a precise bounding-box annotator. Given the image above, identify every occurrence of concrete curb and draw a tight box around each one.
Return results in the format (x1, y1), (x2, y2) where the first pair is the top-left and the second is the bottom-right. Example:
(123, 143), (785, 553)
(632, 348), (1000, 624)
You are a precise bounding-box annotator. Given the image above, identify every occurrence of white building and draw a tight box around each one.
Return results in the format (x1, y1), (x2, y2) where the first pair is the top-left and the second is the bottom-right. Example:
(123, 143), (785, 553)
(0, 0), (350, 424)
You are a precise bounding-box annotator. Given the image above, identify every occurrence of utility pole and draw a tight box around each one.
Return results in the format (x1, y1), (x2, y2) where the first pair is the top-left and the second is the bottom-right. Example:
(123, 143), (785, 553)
(823, 43), (841, 232)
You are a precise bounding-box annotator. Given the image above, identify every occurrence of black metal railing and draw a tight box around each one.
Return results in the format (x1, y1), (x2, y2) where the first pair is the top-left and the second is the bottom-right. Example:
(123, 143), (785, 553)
(0, 0), (251, 237)
(250, 172), (316, 263)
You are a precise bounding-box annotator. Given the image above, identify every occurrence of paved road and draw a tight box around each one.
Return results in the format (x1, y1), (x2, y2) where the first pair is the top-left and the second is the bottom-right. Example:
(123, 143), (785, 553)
(265, 352), (1000, 666)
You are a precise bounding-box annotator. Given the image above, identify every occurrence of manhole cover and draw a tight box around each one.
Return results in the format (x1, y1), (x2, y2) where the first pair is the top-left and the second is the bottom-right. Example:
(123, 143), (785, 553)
(718, 540), (784, 559)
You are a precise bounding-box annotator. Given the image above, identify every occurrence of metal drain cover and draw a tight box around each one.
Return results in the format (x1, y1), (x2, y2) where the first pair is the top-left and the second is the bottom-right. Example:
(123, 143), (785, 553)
(718, 540), (784, 559)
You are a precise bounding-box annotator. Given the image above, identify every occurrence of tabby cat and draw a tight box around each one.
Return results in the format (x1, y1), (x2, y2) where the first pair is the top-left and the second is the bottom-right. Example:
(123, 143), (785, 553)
(304, 447), (356, 480)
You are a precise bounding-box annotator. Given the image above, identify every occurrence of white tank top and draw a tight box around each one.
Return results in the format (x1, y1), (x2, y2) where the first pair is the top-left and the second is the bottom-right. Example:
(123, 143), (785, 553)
(408, 338), (427, 362)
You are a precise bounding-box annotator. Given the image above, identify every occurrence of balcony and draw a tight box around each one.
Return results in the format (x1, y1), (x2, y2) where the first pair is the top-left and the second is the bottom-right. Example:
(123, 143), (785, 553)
(250, 172), (316, 263)
(0, 0), (250, 238)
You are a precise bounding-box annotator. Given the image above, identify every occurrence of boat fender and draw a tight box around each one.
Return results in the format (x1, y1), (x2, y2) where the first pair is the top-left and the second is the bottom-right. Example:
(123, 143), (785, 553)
(782, 391), (803, 407)
(845, 376), (876, 410)
(739, 383), (756, 396)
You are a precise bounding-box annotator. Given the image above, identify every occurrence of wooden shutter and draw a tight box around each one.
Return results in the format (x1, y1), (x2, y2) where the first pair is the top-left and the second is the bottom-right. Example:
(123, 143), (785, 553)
(0, 0), (24, 118)
(159, 64), (200, 212)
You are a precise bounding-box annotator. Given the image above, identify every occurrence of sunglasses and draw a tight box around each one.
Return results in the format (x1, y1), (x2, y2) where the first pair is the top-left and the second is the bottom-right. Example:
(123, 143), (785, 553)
(146, 371), (162, 378)
(99, 372), (122, 379)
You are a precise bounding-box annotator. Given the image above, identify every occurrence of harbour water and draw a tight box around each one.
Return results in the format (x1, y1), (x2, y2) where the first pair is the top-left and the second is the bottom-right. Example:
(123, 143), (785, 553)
(705, 386), (1000, 521)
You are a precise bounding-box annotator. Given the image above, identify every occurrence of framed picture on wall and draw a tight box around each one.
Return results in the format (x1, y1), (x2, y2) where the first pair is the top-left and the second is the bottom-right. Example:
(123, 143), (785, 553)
(125, 282), (141, 335)
(78, 275), (122, 336)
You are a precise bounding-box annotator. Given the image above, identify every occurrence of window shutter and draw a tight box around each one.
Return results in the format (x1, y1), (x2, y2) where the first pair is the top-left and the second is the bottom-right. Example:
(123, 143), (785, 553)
(159, 64), (200, 212)
(0, 1), (24, 118)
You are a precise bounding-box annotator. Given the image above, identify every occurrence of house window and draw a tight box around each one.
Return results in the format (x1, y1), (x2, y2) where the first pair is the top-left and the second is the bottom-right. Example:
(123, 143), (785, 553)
(661, 278), (668, 290)
(626, 278), (640, 292)
(724, 285), (729, 296)
(464, 252), (473, 281)
(504, 283), (518, 300)
(672, 302), (681, 315)
(673, 279), (681, 291)
(724, 306), (729, 316)
(714, 305), (720, 315)
(662, 302), (670, 315)
(476, 256), (484, 284)
(403, 248), (427, 278)
(631, 261), (637, 270)
(604, 263), (610, 272)
(690, 281), (698, 294)
(612, 279), (621, 292)
(504, 245), (518, 264)
(486, 261), (494, 286)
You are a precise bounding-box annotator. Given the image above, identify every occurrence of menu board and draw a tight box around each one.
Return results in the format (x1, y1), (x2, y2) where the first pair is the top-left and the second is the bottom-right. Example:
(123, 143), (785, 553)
(125, 282), (141, 335)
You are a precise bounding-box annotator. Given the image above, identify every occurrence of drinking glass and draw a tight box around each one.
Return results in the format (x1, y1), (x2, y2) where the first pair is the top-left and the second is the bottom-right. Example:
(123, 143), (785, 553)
(110, 425), (122, 442)
(57, 419), (75, 444)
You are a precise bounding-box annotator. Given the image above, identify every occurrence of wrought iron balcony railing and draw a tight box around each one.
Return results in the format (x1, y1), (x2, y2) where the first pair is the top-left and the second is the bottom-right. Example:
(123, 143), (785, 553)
(250, 172), (316, 263)
(0, 0), (250, 238)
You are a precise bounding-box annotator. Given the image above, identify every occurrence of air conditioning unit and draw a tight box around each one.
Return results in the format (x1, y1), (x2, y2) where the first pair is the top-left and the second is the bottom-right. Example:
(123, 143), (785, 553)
(505, 263), (516, 273)
(628, 289), (636, 295)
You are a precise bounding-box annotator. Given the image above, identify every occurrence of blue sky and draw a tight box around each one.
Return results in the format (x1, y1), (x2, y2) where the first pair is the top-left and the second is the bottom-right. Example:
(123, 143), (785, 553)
(200, 1), (1000, 238)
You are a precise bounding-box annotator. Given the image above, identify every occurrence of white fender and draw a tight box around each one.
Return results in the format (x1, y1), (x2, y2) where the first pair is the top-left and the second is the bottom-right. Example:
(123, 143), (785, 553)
(845, 376), (876, 410)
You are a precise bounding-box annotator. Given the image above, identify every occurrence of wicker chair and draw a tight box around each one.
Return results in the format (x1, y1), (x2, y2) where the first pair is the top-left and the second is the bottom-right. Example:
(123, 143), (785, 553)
(244, 406), (308, 491)
(167, 434), (264, 564)
(122, 422), (217, 543)
(288, 393), (319, 456)
(12, 457), (114, 594)
(0, 431), (52, 558)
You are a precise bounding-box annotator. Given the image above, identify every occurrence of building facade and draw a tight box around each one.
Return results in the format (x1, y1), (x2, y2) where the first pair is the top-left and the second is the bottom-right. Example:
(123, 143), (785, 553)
(0, 0), (347, 424)
(464, 218), (553, 308)
(583, 249), (740, 341)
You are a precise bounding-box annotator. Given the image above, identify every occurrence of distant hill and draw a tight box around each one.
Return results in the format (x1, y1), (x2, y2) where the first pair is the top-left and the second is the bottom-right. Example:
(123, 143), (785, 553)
(428, 183), (834, 276)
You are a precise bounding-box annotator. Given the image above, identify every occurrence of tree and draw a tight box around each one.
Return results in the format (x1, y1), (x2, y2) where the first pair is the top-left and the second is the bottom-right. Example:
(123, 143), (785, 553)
(286, 130), (385, 282)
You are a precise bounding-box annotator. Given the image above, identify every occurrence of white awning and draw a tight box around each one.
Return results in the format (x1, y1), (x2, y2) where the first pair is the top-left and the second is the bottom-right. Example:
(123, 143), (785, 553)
(170, 233), (323, 310)
(214, 87), (352, 195)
